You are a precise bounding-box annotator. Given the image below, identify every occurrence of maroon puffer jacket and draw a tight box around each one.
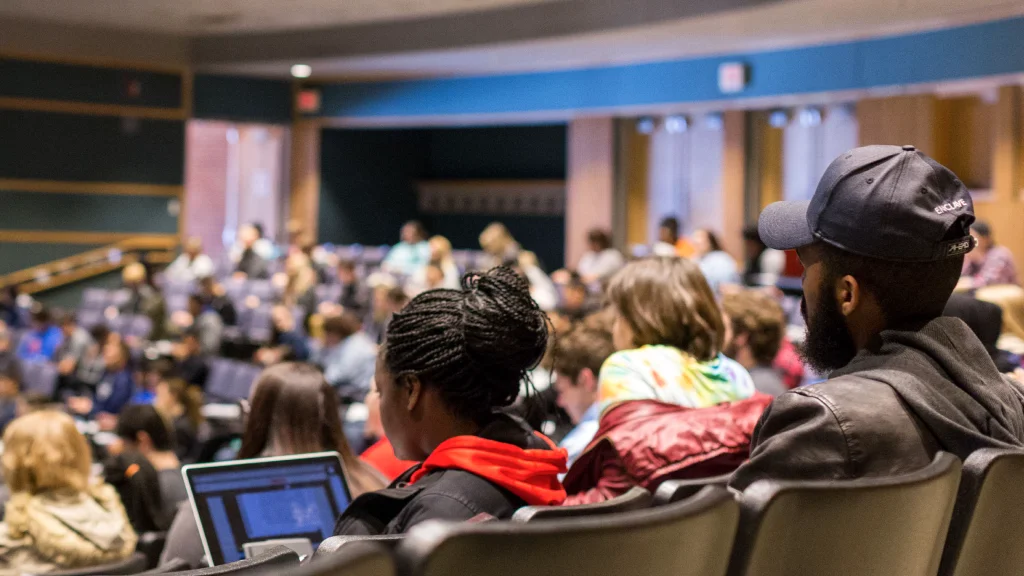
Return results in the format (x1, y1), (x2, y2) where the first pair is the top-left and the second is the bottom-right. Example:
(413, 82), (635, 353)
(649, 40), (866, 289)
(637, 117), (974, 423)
(562, 394), (773, 505)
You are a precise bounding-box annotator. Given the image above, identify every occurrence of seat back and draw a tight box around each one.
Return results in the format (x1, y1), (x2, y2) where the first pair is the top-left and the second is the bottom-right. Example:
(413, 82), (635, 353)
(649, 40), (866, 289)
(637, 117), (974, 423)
(289, 541), (395, 576)
(654, 473), (734, 505)
(138, 531), (168, 569)
(21, 360), (58, 398)
(939, 448), (1024, 576)
(47, 552), (148, 575)
(147, 547), (299, 575)
(229, 364), (262, 401)
(512, 486), (653, 522)
(403, 486), (738, 576)
(315, 535), (404, 559)
(81, 288), (111, 310)
(729, 452), (962, 576)
(205, 359), (240, 402)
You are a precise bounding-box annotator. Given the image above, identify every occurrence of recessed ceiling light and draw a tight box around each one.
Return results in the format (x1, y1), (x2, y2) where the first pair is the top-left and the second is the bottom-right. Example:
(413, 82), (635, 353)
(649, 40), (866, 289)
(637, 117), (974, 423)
(291, 64), (312, 79)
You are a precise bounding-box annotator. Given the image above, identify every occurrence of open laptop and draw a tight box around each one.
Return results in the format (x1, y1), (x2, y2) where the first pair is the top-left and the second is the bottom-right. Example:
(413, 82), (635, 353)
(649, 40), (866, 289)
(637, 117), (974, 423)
(182, 452), (352, 566)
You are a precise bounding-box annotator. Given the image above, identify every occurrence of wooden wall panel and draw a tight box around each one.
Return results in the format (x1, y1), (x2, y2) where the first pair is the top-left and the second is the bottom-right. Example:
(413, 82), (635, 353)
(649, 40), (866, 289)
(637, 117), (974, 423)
(565, 117), (615, 269)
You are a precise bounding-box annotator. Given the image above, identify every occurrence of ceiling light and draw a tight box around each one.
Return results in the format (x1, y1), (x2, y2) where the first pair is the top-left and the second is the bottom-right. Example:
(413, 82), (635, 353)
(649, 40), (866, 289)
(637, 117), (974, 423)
(636, 117), (656, 135)
(291, 64), (312, 79)
(797, 107), (822, 127)
(768, 110), (790, 128)
(664, 115), (689, 134)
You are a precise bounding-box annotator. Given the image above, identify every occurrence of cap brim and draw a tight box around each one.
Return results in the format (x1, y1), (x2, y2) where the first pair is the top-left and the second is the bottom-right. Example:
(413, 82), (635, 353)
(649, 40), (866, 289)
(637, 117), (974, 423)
(758, 200), (814, 251)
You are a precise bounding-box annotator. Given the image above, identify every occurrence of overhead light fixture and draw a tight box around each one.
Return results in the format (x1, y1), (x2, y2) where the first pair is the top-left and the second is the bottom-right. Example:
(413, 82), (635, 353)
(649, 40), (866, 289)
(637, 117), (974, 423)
(291, 64), (312, 79)
(768, 110), (790, 128)
(664, 115), (689, 134)
(703, 112), (724, 131)
(797, 107), (822, 127)
(636, 117), (656, 135)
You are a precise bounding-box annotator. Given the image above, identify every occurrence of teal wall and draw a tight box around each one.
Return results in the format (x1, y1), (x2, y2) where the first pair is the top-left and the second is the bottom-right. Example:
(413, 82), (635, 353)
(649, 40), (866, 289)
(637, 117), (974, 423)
(318, 124), (567, 268)
(0, 57), (185, 302)
(193, 74), (293, 124)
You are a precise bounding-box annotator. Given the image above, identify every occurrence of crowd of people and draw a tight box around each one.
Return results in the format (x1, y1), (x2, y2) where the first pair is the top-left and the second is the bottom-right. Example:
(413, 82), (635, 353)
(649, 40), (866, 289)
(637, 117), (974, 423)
(0, 144), (1022, 571)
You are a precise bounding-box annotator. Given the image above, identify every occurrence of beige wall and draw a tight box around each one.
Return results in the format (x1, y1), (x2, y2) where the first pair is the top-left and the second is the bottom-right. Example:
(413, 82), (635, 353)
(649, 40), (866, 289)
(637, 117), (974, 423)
(565, 117), (615, 268)
(0, 17), (189, 67)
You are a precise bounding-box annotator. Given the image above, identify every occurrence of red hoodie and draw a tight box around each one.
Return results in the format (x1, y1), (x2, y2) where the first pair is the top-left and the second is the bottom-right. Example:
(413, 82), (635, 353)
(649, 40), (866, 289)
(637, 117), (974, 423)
(410, 432), (568, 506)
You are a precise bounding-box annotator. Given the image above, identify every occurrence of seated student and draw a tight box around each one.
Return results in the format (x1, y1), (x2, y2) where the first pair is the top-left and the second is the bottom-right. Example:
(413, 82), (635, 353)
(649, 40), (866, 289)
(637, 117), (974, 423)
(161, 363), (384, 568)
(730, 145), (1024, 490)
(555, 273), (595, 325)
(154, 377), (205, 463)
(120, 263), (169, 341)
(0, 411), (136, 573)
(651, 216), (695, 258)
(408, 235), (461, 295)
(67, 339), (136, 423)
(197, 276), (237, 326)
(382, 220), (431, 276)
(364, 279), (408, 345)
(186, 294), (223, 357)
(333, 267), (567, 536)
(16, 308), (62, 362)
(576, 229), (625, 285)
(959, 220), (1019, 289)
(232, 223), (272, 280)
(562, 257), (770, 504)
(552, 327), (616, 469)
(944, 294), (1022, 373)
(105, 405), (187, 533)
(165, 237), (215, 284)
(254, 305), (310, 365)
(316, 312), (377, 403)
(55, 312), (94, 377)
(173, 329), (210, 388)
(722, 290), (789, 397)
(0, 288), (21, 330)
(742, 225), (787, 287)
(691, 228), (741, 293)
(336, 259), (371, 317)
(0, 360), (22, 434)
(281, 251), (319, 324)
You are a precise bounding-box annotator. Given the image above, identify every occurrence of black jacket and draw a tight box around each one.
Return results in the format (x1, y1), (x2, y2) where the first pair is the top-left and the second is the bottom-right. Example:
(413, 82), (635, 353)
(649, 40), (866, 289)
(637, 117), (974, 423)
(731, 317), (1024, 490)
(334, 415), (553, 536)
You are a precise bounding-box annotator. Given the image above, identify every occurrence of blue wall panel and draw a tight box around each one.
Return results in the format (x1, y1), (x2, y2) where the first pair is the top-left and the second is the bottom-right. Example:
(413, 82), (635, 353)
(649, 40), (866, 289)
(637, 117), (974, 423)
(313, 17), (1024, 118)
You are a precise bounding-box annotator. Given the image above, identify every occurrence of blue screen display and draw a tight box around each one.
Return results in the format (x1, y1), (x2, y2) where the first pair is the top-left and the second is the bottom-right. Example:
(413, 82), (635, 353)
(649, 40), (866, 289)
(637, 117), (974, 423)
(189, 458), (351, 565)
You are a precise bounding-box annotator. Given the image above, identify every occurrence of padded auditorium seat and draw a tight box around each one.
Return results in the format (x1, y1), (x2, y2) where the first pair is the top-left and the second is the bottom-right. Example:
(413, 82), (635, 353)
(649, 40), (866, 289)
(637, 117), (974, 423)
(513, 486), (653, 522)
(293, 541), (396, 576)
(142, 547), (299, 575)
(727, 452), (961, 576)
(315, 535), (405, 559)
(939, 448), (1024, 576)
(654, 473), (734, 505)
(402, 486), (738, 576)
(20, 360), (58, 398)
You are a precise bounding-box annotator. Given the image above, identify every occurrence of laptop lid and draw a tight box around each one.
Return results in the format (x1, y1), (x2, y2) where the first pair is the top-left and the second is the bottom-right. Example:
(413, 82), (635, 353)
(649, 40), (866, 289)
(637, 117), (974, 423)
(182, 452), (352, 566)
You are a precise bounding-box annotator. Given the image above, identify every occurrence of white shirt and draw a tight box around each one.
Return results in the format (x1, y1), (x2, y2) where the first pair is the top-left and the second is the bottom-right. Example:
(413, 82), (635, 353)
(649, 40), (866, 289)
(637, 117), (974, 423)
(577, 249), (625, 281)
(165, 254), (215, 283)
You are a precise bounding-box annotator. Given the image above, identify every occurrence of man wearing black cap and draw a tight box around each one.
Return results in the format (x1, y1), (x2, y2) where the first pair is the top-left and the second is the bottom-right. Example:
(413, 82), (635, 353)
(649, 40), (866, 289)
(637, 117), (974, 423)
(730, 145), (1024, 490)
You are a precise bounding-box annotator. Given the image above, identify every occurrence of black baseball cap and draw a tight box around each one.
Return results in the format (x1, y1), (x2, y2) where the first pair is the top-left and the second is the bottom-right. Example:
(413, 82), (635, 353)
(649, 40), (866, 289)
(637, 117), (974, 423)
(759, 145), (976, 262)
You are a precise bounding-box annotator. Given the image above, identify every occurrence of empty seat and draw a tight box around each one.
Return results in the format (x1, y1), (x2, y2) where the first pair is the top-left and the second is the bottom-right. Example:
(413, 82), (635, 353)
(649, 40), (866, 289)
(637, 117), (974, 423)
(124, 315), (154, 340)
(727, 452), (961, 576)
(939, 448), (1024, 576)
(654, 473), (734, 505)
(293, 541), (396, 576)
(247, 280), (275, 301)
(402, 486), (738, 576)
(229, 364), (262, 401)
(513, 486), (653, 522)
(21, 360), (58, 398)
(81, 288), (111, 310)
(205, 359), (240, 402)
(47, 552), (148, 575)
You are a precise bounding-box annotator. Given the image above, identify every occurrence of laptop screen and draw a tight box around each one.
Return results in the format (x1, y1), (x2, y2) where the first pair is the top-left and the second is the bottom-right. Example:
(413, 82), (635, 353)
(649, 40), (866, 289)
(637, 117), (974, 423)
(183, 452), (352, 565)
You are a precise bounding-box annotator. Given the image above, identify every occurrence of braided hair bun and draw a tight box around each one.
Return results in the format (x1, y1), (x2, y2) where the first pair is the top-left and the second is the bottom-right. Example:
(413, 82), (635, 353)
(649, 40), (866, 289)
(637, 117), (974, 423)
(383, 266), (549, 423)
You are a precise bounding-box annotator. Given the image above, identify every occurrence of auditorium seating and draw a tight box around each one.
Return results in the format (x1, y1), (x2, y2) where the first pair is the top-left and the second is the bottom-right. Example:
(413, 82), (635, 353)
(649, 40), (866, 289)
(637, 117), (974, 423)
(727, 452), (961, 576)
(146, 547), (299, 575)
(291, 541), (396, 576)
(939, 448), (1024, 576)
(315, 536), (405, 559)
(654, 473), (733, 505)
(400, 486), (738, 576)
(512, 486), (653, 521)
(204, 359), (261, 403)
(20, 359), (58, 398)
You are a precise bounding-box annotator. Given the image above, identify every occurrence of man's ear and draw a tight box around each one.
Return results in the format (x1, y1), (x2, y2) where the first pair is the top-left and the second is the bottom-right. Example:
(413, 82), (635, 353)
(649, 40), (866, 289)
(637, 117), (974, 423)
(837, 274), (862, 317)
(578, 368), (599, 394)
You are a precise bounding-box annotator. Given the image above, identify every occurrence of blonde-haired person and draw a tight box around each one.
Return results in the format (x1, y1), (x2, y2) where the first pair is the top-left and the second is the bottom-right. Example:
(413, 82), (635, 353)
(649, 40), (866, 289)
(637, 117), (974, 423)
(478, 222), (521, 269)
(408, 236), (461, 295)
(0, 411), (136, 573)
(562, 257), (772, 504)
(120, 262), (168, 340)
(280, 251), (319, 323)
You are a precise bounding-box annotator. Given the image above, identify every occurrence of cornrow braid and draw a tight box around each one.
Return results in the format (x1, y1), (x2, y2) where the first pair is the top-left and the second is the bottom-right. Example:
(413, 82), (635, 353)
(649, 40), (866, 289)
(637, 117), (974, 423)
(383, 266), (549, 423)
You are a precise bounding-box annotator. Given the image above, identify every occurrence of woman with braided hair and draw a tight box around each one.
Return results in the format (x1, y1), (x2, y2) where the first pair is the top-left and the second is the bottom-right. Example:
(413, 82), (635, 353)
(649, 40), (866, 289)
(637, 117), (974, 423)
(334, 266), (568, 536)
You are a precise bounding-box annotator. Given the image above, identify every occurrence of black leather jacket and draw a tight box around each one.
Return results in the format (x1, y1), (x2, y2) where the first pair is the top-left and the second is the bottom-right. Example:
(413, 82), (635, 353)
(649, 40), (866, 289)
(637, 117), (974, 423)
(731, 317), (1024, 490)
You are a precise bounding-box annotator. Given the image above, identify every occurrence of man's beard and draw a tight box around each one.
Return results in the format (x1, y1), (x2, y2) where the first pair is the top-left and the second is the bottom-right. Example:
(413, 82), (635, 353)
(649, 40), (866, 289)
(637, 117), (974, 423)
(800, 288), (858, 375)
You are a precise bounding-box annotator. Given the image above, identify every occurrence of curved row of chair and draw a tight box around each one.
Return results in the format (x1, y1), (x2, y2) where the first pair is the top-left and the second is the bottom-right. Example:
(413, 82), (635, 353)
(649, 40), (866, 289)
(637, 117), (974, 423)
(53, 448), (1023, 576)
